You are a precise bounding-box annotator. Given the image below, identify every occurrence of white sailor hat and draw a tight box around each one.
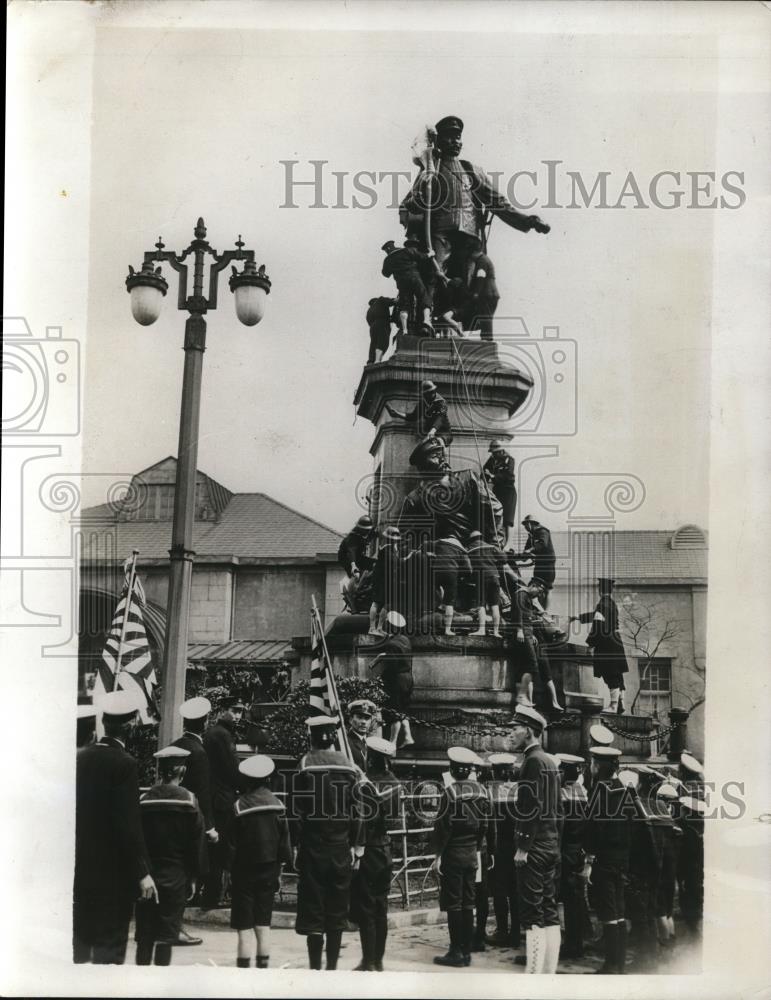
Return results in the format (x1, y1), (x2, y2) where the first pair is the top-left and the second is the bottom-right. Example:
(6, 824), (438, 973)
(555, 753), (585, 766)
(447, 746), (484, 767)
(386, 611), (406, 629)
(153, 745), (190, 760)
(305, 714), (340, 729)
(512, 705), (548, 733)
(679, 795), (707, 815)
(634, 763), (659, 776)
(366, 736), (397, 757)
(487, 752), (517, 766)
(618, 769), (639, 788)
(180, 696), (211, 721)
(589, 746), (622, 759)
(656, 783), (679, 800)
(98, 690), (141, 720)
(680, 752), (704, 777)
(239, 754), (275, 780)
(589, 724), (615, 746)
(348, 699), (376, 717)
(77, 704), (97, 720)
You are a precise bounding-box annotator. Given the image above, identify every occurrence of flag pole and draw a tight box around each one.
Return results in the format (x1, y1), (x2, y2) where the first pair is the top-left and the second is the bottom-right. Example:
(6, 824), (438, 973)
(112, 549), (140, 692)
(311, 594), (355, 764)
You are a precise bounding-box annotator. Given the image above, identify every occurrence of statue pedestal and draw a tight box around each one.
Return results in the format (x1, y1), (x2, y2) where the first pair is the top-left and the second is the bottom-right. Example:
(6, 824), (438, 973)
(353, 337), (532, 528)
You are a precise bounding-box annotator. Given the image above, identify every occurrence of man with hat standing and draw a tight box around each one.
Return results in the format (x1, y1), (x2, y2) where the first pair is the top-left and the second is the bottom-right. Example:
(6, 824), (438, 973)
(385, 379), (453, 449)
(400, 116), (550, 313)
(555, 753), (591, 961)
(369, 525), (403, 636)
(134, 746), (206, 966)
(346, 699), (376, 772)
(73, 691), (157, 964)
(350, 736), (403, 971)
(582, 745), (637, 973)
(289, 715), (364, 970)
(570, 578), (629, 714)
(484, 752), (521, 949)
(483, 442), (517, 550)
(369, 611), (415, 749)
(510, 705), (562, 974)
(380, 239), (434, 336)
(201, 707), (241, 909)
(230, 755), (292, 969)
(175, 697), (217, 843)
(511, 578), (564, 712)
(431, 746), (491, 967)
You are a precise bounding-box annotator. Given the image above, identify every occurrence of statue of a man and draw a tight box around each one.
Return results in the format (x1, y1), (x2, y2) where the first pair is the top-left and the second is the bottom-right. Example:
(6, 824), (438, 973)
(398, 437), (496, 635)
(400, 116), (550, 321)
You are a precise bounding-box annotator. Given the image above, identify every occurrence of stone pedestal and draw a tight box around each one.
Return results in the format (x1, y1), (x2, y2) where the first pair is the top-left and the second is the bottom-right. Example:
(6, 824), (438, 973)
(353, 337), (532, 528)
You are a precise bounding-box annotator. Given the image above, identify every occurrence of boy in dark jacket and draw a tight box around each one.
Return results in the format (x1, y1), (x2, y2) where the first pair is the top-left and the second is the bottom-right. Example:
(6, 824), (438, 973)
(231, 755), (292, 968)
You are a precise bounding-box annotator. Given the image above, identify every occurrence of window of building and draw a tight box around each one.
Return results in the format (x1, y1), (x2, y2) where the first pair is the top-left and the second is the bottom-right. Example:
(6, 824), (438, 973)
(637, 657), (672, 720)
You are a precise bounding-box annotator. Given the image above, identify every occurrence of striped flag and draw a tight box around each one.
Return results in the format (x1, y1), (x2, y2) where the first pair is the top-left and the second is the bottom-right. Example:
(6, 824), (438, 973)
(309, 608), (340, 719)
(93, 557), (158, 724)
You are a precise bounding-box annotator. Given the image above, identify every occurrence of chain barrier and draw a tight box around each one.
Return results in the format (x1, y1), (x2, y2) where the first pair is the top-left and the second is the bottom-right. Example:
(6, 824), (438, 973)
(602, 719), (684, 743)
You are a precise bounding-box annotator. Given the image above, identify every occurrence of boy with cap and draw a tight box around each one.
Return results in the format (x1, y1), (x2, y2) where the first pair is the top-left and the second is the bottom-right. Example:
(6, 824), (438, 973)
(431, 746), (492, 967)
(369, 611), (415, 749)
(73, 691), (157, 964)
(467, 529), (504, 637)
(484, 752), (521, 948)
(555, 753), (590, 960)
(518, 516), (556, 606)
(134, 747), (206, 966)
(369, 526), (402, 636)
(289, 715), (365, 970)
(350, 736), (403, 971)
(511, 705), (562, 974)
(511, 579), (564, 712)
(570, 578), (629, 713)
(582, 745), (638, 973)
(380, 239), (434, 336)
(230, 755), (292, 969)
(482, 443), (517, 550)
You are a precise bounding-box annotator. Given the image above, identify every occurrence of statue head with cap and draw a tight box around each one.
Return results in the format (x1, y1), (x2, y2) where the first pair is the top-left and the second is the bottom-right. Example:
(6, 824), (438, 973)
(434, 115), (464, 160)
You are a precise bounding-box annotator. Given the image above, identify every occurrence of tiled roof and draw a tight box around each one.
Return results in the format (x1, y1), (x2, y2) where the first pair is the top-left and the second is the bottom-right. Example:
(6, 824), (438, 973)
(79, 492), (343, 562)
(549, 530), (708, 582)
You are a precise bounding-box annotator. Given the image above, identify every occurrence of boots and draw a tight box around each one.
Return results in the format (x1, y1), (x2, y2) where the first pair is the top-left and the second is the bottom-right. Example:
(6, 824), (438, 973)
(605, 688), (620, 714)
(461, 909), (475, 964)
(593, 923), (617, 973)
(525, 925), (547, 974)
(256, 956), (270, 968)
(135, 941), (154, 966)
(236, 957), (251, 968)
(153, 943), (172, 966)
(307, 934), (323, 970)
(614, 921), (627, 973)
(354, 922), (376, 971)
(325, 929), (343, 970)
(434, 911), (465, 967)
(374, 915), (387, 971)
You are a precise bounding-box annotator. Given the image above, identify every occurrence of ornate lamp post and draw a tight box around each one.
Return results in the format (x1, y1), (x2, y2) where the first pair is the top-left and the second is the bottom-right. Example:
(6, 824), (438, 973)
(126, 218), (271, 744)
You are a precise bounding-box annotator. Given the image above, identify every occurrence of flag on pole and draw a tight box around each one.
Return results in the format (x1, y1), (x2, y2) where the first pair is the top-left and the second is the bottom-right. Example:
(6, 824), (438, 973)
(309, 607), (340, 719)
(93, 556), (158, 724)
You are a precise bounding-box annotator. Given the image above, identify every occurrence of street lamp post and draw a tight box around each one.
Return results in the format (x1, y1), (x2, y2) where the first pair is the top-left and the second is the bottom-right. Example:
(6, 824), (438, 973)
(126, 218), (271, 745)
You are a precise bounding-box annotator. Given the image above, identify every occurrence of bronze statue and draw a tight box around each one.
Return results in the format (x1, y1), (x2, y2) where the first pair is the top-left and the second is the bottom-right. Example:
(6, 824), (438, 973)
(400, 116), (549, 336)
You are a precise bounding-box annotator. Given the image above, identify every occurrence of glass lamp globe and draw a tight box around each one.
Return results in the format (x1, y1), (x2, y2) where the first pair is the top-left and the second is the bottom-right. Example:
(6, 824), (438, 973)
(125, 264), (168, 326)
(229, 261), (271, 327)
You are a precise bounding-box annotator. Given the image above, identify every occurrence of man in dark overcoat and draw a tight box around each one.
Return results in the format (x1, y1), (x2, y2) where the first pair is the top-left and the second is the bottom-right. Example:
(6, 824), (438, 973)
(201, 709), (241, 907)
(570, 577), (629, 713)
(73, 690), (157, 964)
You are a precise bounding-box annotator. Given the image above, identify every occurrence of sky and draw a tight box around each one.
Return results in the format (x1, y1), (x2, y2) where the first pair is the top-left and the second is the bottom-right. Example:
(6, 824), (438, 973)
(80, 21), (731, 534)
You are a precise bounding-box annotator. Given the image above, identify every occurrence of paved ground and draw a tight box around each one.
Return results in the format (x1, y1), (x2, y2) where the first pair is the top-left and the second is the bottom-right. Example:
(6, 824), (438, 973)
(158, 914), (701, 974)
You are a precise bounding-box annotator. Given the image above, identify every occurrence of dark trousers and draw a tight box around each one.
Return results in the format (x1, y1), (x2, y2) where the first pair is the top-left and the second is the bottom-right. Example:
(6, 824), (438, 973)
(73, 895), (133, 964)
(516, 843), (560, 929)
(351, 845), (391, 966)
(201, 808), (234, 907)
(560, 864), (589, 956)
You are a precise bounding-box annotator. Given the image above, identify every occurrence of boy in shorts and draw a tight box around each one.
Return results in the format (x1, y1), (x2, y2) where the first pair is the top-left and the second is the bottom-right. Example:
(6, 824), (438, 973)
(231, 755), (292, 968)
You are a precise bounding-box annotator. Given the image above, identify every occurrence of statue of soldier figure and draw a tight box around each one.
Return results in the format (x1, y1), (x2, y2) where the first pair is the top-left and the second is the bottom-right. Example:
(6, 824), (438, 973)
(400, 116), (550, 338)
